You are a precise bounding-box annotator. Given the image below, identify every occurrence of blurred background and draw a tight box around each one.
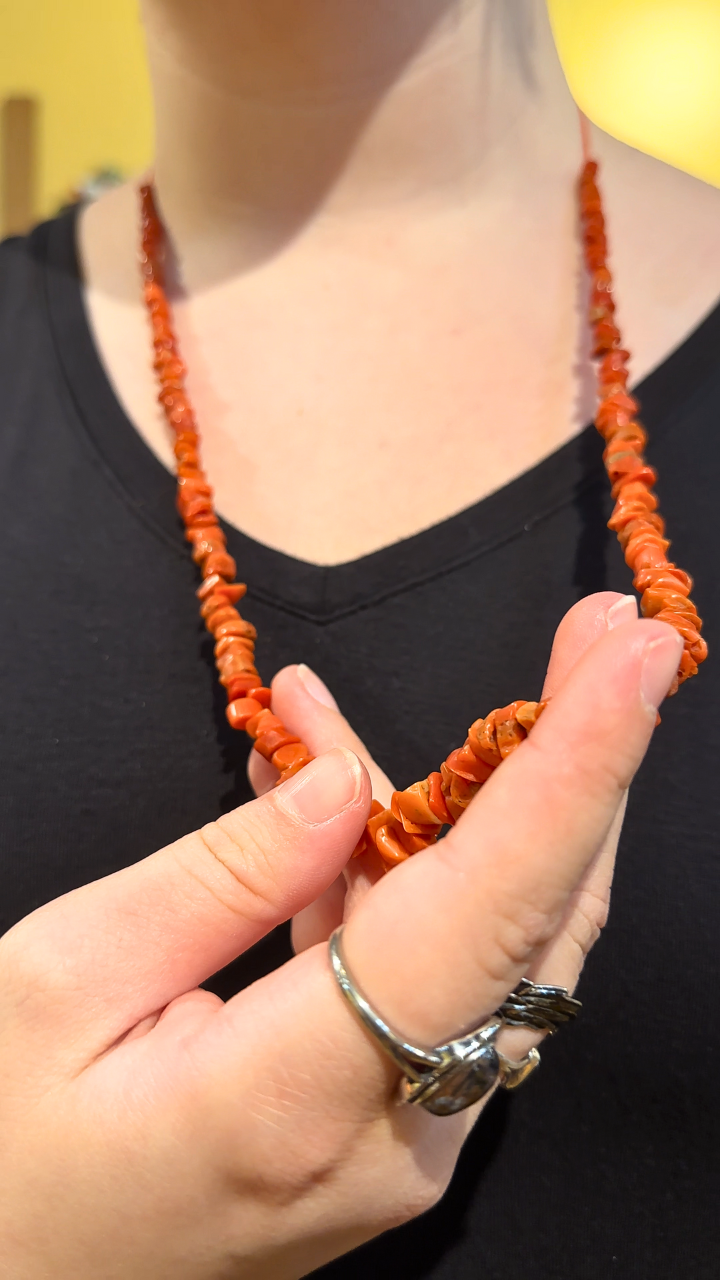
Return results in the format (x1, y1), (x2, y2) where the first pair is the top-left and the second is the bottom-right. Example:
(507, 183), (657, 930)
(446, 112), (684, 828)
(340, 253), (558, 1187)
(1, 0), (719, 237)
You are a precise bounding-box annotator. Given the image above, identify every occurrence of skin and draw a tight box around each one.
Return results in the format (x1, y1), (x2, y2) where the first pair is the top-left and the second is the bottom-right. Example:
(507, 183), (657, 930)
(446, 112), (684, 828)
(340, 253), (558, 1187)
(2, 1), (713, 1274)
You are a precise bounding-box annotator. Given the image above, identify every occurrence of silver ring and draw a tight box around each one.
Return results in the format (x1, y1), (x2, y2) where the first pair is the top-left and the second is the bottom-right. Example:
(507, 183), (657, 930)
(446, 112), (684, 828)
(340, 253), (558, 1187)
(498, 978), (581, 1033)
(329, 927), (580, 1116)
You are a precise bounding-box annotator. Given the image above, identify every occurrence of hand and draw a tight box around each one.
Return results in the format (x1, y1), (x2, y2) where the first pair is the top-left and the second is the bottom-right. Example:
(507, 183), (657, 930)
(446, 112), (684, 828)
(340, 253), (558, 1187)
(251, 591), (635, 988)
(0, 595), (681, 1278)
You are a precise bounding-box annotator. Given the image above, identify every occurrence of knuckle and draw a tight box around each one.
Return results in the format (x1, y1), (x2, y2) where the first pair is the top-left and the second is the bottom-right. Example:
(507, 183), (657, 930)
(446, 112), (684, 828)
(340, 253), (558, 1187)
(0, 922), (77, 1017)
(392, 1174), (447, 1222)
(566, 885), (611, 956)
(179, 815), (286, 924)
(479, 888), (558, 981)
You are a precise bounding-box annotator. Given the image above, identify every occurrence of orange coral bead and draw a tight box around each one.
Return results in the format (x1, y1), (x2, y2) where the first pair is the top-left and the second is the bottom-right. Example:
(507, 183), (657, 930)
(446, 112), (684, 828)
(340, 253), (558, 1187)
(272, 743), (312, 772)
(593, 322), (621, 354)
(625, 535), (670, 572)
(215, 631), (256, 658)
(516, 700), (544, 730)
(196, 573), (224, 600)
(174, 446), (200, 469)
(213, 618), (255, 643)
(427, 771), (453, 824)
(446, 745), (494, 784)
(641, 589), (699, 622)
(226, 675), (264, 700)
(608, 503), (658, 534)
(188, 527), (226, 562)
(206, 605), (239, 632)
(217, 583), (248, 604)
(392, 781), (442, 830)
(248, 687), (272, 708)
(494, 702), (529, 757)
(611, 466), (658, 498)
(652, 609), (704, 645)
(394, 823), (436, 855)
(277, 757), (314, 783)
(204, 551), (237, 579)
(448, 772), (480, 812)
(179, 492), (216, 521)
(677, 649), (699, 683)
(254, 728), (301, 761)
(633, 566), (691, 595)
(197, 576), (247, 604)
(200, 593), (233, 622)
(390, 791), (442, 837)
(374, 824), (412, 866)
(217, 649), (256, 678)
(598, 346), (630, 376)
(219, 667), (259, 691)
(603, 424), (647, 452)
(177, 475), (211, 498)
(226, 698), (262, 730)
(467, 715), (503, 768)
(617, 503), (657, 537)
(245, 709), (278, 739)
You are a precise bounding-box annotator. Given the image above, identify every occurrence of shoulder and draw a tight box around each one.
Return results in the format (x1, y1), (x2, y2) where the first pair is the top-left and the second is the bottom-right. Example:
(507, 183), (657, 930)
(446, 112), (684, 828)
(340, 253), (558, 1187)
(0, 209), (83, 352)
(0, 212), (79, 332)
(0, 227), (38, 323)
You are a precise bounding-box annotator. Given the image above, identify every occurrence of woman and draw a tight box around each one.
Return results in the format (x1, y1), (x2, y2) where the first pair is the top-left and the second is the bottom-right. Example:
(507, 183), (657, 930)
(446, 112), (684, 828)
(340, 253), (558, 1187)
(0, 1), (718, 1275)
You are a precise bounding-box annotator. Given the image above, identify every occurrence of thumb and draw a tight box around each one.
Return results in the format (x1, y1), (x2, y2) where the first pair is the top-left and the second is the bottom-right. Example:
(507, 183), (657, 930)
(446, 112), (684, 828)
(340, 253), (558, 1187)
(0, 748), (370, 1056)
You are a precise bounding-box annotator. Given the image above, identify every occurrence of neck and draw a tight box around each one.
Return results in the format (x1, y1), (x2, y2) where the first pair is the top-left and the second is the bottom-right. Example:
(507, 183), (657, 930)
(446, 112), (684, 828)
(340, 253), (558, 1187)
(140, 0), (582, 284)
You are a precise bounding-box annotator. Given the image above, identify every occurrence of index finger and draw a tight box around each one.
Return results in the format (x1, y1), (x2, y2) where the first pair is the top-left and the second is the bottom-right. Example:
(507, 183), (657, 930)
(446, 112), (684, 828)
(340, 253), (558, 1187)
(541, 591), (638, 697)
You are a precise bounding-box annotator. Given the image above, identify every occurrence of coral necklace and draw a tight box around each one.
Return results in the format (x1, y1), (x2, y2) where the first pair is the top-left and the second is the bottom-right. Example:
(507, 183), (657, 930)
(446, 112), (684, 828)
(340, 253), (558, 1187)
(138, 144), (706, 871)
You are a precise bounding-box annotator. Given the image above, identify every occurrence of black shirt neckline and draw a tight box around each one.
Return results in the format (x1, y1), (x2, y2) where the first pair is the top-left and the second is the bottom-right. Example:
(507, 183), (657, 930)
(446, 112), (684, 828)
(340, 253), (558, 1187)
(35, 205), (720, 623)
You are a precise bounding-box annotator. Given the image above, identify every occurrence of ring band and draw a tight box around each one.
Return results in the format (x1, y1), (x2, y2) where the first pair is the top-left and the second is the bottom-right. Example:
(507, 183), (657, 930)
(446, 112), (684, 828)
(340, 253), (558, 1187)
(328, 927), (580, 1117)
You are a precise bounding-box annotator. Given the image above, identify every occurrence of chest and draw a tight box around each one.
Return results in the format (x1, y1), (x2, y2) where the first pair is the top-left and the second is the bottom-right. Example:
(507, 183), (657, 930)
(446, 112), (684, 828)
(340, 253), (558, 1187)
(86, 213), (588, 564)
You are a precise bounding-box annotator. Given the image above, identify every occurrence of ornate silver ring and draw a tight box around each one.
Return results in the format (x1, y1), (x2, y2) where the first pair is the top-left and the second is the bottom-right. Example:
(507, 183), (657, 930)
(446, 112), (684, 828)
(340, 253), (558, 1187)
(328, 927), (581, 1117)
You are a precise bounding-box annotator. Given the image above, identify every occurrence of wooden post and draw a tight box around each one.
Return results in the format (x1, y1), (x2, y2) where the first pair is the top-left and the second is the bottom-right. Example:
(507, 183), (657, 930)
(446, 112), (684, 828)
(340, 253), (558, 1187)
(1, 97), (38, 237)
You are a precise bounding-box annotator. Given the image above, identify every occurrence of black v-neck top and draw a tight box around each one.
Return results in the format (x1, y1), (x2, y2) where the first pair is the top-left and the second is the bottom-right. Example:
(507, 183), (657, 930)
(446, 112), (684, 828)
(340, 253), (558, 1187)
(2, 210), (720, 1278)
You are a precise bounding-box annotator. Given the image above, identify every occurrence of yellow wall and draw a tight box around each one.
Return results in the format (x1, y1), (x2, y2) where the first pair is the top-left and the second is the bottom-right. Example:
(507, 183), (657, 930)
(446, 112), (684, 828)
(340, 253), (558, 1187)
(549, 0), (720, 188)
(0, 0), (152, 218)
(0, 0), (719, 222)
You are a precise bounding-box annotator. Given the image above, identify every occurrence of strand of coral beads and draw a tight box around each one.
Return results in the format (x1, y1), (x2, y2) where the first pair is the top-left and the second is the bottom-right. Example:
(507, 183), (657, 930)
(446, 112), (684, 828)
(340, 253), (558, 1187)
(139, 157), (705, 873)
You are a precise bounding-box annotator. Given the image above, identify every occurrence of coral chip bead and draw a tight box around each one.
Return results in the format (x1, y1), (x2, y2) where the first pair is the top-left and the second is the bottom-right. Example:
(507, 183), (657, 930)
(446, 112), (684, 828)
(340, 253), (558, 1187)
(245, 709), (277, 739)
(427, 772), (453, 825)
(226, 698), (262, 731)
(391, 782), (441, 830)
(204, 551), (237, 579)
(206, 607), (240, 632)
(277, 758), (314, 783)
(374, 824), (410, 866)
(217, 583), (248, 605)
(254, 729), (302, 761)
(272, 743), (312, 772)
(226, 675), (264, 701)
(248, 687), (272, 708)
(196, 574), (223, 599)
(446, 745), (494, 784)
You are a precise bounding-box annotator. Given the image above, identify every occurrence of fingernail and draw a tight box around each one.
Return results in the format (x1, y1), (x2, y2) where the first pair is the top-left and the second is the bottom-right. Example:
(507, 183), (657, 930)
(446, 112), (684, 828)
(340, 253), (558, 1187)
(275, 747), (361, 826)
(640, 632), (684, 712)
(296, 663), (339, 711)
(607, 595), (638, 629)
